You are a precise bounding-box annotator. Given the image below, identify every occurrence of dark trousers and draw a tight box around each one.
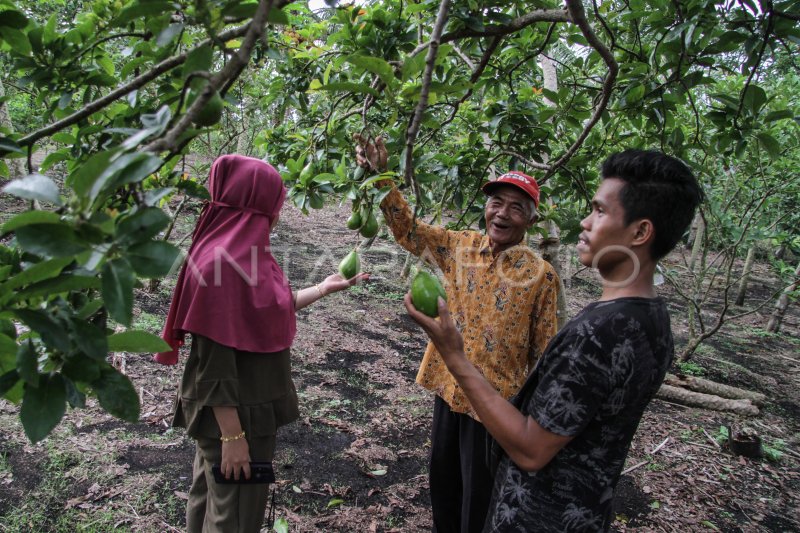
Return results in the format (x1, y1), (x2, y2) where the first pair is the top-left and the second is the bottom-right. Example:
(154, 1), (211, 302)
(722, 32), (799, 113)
(430, 396), (493, 533)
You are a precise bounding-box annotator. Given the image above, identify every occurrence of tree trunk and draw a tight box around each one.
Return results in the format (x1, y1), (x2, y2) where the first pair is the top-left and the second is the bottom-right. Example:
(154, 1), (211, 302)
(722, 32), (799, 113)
(536, 56), (568, 329)
(656, 384), (759, 416)
(236, 95), (252, 155)
(689, 213), (705, 271)
(400, 251), (416, 280)
(0, 78), (25, 180)
(735, 246), (756, 306)
(767, 262), (800, 333)
(664, 373), (766, 405)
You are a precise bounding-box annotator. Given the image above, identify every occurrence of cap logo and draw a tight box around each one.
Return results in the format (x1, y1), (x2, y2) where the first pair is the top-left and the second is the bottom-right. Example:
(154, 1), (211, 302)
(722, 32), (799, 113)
(497, 172), (532, 185)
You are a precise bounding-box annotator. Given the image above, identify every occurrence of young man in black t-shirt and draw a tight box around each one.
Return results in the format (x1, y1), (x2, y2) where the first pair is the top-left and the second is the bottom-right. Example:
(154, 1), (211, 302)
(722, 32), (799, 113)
(405, 149), (703, 532)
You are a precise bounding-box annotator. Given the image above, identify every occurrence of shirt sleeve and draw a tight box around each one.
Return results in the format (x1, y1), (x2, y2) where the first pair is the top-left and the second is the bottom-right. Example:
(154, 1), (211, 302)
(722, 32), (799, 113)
(527, 325), (613, 437)
(527, 264), (560, 369)
(378, 181), (455, 271)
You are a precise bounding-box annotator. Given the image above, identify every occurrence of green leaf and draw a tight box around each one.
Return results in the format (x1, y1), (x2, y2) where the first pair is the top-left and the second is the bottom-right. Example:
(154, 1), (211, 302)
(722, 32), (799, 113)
(21, 373), (67, 443)
(64, 378), (86, 408)
(71, 320), (108, 361)
(10, 275), (100, 303)
(182, 44), (213, 80)
(221, 2), (289, 24)
(75, 299), (104, 321)
(401, 52), (426, 81)
(0, 333), (16, 362)
(176, 179), (211, 200)
(126, 241), (179, 278)
(625, 83), (645, 104)
(14, 223), (88, 258)
(0, 136), (23, 156)
(40, 150), (70, 172)
(764, 110), (793, 122)
(742, 84), (767, 115)
(102, 258), (135, 327)
(16, 341), (39, 387)
(13, 309), (70, 353)
(347, 54), (395, 87)
(0, 370), (21, 401)
(2, 174), (63, 205)
(0, 10), (29, 29)
(156, 23), (183, 47)
(327, 498), (344, 508)
(273, 517), (289, 533)
(107, 330), (170, 353)
(67, 149), (117, 200)
(92, 365), (140, 422)
(756, 132), (781, 159)
(0, 26), (32, 56)
(62, 352), (102, 383)
(112, 1), (175, 27)
(2, 210), (62, 233)
(0, 319), (16, 340)
(116, 207), (170, 245)
(316, 82), (381, 97)
(0, 257), (72, 302)
(42, 12), (58, 44)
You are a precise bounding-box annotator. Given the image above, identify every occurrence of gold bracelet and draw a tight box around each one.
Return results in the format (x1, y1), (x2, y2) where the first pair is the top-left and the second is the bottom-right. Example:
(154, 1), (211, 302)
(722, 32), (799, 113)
(220, 430), (245, 443)
(315, 284), (325, 298)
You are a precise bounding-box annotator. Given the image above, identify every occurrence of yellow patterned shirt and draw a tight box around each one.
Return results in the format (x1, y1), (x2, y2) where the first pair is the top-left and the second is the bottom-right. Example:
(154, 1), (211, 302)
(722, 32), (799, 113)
(380, 184), (560, 418)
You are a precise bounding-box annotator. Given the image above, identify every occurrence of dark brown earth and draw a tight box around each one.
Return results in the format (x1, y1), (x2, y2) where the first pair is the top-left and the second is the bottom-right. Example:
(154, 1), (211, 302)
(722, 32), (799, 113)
(0, 190), (799, 532)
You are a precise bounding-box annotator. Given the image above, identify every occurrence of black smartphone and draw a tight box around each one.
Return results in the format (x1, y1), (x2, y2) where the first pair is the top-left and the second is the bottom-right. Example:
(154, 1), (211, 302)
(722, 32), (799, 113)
(211, 461), (275, 484)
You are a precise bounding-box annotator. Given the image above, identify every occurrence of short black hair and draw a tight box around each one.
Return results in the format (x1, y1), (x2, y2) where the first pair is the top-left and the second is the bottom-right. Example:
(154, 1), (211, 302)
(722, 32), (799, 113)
(602, 149), (704, 260)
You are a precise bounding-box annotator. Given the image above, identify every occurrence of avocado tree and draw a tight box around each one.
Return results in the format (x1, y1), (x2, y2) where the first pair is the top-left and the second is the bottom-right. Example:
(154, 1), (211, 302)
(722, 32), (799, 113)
(0, 0), (798, 442)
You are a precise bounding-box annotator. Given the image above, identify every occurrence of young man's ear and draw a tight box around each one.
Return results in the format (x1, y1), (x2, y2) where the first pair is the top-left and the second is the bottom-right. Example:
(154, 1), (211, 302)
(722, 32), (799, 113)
(631, 219), (654, 247)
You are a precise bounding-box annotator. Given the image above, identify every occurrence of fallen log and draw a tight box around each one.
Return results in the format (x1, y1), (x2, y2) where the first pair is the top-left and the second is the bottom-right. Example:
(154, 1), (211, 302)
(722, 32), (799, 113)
(656, 384), (759, 416)
(664, 374), (766, 406)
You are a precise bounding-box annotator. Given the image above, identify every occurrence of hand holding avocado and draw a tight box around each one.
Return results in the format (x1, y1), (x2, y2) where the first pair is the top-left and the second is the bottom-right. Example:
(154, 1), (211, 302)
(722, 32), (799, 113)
(404, 292), (466, 368)
(320, 270), (370, 296)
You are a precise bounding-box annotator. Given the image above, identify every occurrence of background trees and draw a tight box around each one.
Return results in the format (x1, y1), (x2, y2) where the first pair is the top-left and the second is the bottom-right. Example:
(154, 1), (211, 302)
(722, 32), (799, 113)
(0, 0), (798, 441)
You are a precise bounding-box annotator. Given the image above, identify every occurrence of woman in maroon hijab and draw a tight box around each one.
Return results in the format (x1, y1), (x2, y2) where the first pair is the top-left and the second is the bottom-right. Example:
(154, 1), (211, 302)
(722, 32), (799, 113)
(155, 154), (366, 532)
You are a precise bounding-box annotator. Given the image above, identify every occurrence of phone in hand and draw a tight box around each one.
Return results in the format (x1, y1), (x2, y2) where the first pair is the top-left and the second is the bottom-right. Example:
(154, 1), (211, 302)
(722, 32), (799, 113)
(211, 461), (275, 484)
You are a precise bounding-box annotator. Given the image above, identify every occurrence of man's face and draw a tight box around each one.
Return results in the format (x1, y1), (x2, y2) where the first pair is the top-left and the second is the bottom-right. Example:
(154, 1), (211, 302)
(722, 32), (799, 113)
(577, 178), (635, 270)
(484, 185), (535, 250)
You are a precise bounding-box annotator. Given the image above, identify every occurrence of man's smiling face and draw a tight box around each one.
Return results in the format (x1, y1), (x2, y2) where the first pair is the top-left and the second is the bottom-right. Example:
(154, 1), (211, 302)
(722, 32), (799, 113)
(484, 185), (535, 253)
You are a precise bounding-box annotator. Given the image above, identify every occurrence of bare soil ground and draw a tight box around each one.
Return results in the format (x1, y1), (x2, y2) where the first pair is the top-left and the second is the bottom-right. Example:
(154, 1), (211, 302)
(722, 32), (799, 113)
(1, 194), (799, 532)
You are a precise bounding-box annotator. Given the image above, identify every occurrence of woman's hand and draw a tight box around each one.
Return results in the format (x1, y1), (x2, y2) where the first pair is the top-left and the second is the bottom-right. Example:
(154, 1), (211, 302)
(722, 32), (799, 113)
(220, 437), (251, 481)
(319, 272), (370, 295)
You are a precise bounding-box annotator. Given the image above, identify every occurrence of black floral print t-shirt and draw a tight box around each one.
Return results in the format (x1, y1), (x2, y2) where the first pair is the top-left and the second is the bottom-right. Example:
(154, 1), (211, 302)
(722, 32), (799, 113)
(485, 297), (674, 532)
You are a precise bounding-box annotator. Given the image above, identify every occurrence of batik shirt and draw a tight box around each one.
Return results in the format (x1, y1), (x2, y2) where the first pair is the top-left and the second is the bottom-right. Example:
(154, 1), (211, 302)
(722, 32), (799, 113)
(485, 297), (674, 532)
(379, 184), (560, 417)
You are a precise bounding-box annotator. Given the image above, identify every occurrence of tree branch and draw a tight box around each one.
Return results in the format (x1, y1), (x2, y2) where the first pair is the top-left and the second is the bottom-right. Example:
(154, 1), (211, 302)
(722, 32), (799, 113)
(17, 23), (252, 149)
(146, 0), (277, 153)
(403, 0), (451, 198)
(546, 0), (618, 174)
(409, 9), (569, 58)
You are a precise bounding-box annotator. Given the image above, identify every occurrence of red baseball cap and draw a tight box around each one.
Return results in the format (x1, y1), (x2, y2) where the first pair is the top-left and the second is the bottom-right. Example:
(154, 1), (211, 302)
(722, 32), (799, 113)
(482, 170), (540, 208)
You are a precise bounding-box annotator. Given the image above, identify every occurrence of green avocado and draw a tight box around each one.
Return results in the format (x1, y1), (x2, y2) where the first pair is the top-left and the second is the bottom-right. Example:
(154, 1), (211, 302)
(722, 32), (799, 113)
(411, 270), (447, 317)
(190, 88), (224, 127)
(359, 212), (379, 238)
(346, 211), (363, 230)
(338, 250), (360, 279)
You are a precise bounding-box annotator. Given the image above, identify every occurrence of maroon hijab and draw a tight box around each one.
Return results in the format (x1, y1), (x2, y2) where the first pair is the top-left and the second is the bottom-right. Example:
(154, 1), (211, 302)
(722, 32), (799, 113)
(154, 155), (296, 364)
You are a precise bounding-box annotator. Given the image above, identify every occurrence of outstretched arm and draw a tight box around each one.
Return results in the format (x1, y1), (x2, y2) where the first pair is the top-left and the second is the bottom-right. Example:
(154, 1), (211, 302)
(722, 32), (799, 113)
(404, 294), (573, 471)
(294, 272), (370, 311)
